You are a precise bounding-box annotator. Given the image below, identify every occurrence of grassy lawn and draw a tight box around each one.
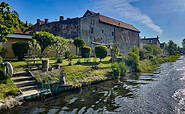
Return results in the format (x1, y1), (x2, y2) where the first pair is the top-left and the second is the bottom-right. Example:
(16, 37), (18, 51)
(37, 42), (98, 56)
(9, 57), (113, 86)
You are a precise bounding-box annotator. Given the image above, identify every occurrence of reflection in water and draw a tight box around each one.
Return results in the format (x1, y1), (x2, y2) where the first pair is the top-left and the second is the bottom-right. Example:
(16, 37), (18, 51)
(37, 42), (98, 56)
(4, 56), (185, 114)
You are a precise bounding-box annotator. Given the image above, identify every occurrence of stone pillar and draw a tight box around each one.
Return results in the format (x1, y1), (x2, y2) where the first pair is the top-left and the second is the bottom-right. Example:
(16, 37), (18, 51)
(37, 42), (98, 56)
(59, 72), (66, 85)
(42, 59), (49, 71)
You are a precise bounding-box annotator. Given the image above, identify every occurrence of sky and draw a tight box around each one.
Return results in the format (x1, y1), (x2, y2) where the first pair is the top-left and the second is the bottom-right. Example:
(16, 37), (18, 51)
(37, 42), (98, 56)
(4, 0), (185, 47)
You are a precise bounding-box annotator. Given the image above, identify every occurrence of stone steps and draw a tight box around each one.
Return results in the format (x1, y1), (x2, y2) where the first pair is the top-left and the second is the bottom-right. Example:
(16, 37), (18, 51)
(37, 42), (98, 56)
(11, 70), (41, 97)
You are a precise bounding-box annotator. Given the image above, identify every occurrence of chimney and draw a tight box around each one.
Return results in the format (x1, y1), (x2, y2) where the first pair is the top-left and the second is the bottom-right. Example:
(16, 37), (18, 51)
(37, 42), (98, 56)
(60, 16), (64, 21)
(37, 19), (40, 24)
(45, 19), (48, 24)
(25, 21), (28, 26)
(157, 35), (159, 38)
(144, 36), (146, 39)
(67, 18), (70, 20)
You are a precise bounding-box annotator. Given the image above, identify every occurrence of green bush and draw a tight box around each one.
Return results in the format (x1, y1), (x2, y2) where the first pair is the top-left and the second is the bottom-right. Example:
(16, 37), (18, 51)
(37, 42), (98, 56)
(111, 62), (120, 77)
(95, 45), (108, 62)
(131, 45), (139, 55)
(71, 55), (78, 59)
(12, 42), (29, 61)
(127, 52), (140, 72)
(65, 51), (70, 59)
(76, 59), (81, 65)
(111, 62), (128, 77)
(0, 46), (7, 59)
(119, 62), (128, 76)
(81, 46), (91, 58)
(56, 57), (63, 63)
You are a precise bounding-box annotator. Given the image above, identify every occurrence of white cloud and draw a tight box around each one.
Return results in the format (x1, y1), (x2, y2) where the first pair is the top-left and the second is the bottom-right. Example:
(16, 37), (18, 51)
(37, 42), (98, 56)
(95, 0), (163, 34)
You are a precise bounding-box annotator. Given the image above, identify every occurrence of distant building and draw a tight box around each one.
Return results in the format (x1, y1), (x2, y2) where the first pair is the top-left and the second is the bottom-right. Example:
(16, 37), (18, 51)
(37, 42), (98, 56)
(160, 42), (166, 49)
(140, 36), (161, 48)
(25, 10), (140, 55)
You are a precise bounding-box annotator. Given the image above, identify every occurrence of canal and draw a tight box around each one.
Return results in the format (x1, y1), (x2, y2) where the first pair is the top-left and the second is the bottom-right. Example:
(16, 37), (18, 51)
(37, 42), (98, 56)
(4, 56), (185, 114)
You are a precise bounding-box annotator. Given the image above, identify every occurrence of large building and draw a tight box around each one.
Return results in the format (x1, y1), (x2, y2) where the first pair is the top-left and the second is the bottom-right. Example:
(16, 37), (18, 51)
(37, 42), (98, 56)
(25, 10), (140, 55)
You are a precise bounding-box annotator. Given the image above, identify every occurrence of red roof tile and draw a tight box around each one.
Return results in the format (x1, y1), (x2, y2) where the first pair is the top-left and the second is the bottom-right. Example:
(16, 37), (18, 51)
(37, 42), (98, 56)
(84, 10), (140, 32)
(13, 27), (22, 33)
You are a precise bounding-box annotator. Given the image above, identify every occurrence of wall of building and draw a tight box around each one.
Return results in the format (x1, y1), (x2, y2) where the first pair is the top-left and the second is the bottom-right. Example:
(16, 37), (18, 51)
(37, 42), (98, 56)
(3, 38), (31, 57)
(115, 27), (139, 55)
(33, 18), (79, 39)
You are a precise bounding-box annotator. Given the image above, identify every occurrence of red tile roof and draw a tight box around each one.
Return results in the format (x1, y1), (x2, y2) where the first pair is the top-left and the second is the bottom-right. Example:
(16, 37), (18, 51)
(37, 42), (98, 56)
(84, 10), (140, 32)
(13, 27), (22, 33)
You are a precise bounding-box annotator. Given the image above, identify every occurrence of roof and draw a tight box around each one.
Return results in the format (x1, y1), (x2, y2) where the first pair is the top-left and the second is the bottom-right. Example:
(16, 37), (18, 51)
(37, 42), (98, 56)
(13, 27), (22, 34)
(6, 34), (32, 39)
(140, 38), (159, 40)
(84, 10), (140, 33)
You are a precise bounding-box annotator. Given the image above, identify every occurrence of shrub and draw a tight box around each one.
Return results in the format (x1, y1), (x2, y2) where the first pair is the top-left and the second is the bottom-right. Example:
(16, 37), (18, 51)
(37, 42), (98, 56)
(119, 62), (128, 76)
(81, 46), (91, 58)
(95, 45), (108, 62)
(127, 52), (140, 72)
(65, 51), (70, 59)
(56, 57), (63, 63)
(71, 55), (78, 59)
(76, 59), (81, 65)
(131, 45), (139, 55)
(111, 62), (120, 77)
(0, 46), (7, 59)
(111, 62), (128, 77)
(12, 42), (29, 61)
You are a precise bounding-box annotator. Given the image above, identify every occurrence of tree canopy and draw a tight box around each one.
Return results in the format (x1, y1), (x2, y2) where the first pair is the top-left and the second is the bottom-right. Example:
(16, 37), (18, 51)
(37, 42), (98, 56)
(0, 2), (19, 42)
(32, 31), (55, 53)
(165, 40), (178, 55)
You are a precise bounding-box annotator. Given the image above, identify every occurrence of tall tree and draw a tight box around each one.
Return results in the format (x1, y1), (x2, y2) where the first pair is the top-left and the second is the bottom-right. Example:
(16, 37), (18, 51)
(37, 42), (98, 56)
(0, 2), (19, 42)
(182, 39), (185, 54)
(165, 40), (178, 55)
(32, 31), (55, 53)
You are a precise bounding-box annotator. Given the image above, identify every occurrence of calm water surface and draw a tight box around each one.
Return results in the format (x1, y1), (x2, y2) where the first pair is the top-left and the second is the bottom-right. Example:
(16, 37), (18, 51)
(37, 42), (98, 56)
(4, 56), (185, 114)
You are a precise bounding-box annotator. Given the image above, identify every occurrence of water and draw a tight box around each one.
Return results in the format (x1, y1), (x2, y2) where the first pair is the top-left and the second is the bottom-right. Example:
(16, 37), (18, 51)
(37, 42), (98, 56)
(4, 56), (185, 114)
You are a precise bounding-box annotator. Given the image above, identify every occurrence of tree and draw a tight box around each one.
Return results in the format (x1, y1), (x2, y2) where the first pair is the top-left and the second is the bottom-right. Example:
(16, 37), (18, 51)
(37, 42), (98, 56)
(0, 2), (19, 42)
(182, 39), (185, 54)
(12, 42), (29, 60)
(143, 44), (153, 55)
(110, 42), (120, 62)
(95, 45), (108, 62)
(73, 37), (86, 56)
(49, 36), (71, 59)
(32, 31), (55, 53)
(165, 40), (178, 55)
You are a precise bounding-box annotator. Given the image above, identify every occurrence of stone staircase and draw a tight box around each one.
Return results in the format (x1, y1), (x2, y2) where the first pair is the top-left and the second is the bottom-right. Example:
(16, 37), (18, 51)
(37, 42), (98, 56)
(11, 70), (41, 97)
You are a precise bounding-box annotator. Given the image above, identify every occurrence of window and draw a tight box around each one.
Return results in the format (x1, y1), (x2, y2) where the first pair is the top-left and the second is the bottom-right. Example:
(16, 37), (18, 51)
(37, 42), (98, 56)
(93, 20), (95, 25)
(90, 19), (92, 25)
(102, 30), (104, 33)
(151, 40), (153, 44)
(147, 40), (150, 43)
(90, 27), (94, 34)
(112, 32), (114, 36)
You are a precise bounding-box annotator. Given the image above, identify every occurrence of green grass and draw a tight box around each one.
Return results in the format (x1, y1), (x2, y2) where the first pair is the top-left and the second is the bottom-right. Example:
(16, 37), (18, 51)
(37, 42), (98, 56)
(0, 69), (19, 100)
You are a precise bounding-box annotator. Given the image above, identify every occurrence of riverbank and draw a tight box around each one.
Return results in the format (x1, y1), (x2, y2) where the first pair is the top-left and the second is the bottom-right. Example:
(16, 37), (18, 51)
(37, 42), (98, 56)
(4, 56), (185, 113)
(0, 55), (180, 111)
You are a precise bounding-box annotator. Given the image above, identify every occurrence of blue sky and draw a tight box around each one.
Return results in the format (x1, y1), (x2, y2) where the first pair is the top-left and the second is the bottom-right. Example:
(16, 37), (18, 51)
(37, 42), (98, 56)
(5, 0), (185, 47)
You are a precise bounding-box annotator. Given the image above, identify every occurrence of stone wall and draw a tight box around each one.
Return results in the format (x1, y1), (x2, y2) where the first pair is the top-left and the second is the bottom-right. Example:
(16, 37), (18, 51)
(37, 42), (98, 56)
(115, 27), (139, 55)
(34, 18), (79, 39)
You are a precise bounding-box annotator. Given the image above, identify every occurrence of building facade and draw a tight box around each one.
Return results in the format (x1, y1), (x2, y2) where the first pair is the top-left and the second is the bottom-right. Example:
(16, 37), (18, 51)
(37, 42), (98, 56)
(25, 10), (140, 55)
(140, 36), (161, 48)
